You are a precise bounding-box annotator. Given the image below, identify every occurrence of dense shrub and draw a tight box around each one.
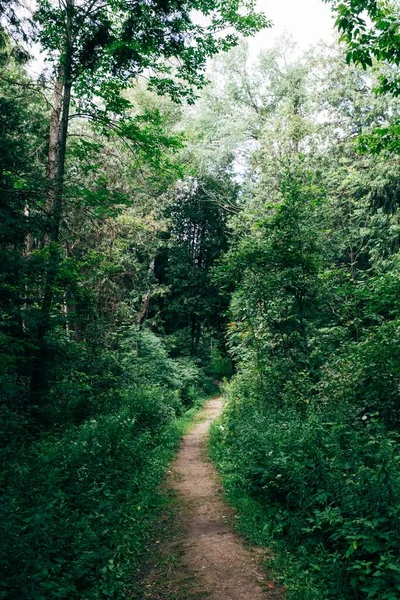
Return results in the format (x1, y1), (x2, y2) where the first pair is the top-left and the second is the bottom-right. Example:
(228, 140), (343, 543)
(210, 378), (400, 600)
(0, 326), (210, 600)
(1, 388), (181, 599)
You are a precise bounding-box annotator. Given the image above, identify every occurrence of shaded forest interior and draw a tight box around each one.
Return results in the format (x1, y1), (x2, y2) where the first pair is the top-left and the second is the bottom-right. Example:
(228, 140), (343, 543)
(1, 1), (400, 599)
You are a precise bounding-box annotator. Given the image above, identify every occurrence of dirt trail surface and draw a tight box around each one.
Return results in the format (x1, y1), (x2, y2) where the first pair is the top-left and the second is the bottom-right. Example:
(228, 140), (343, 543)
(141, 396), (283, 600)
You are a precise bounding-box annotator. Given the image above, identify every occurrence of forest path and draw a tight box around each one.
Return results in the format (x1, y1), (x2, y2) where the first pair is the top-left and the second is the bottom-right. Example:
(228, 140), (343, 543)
(140, 396), (283, 600)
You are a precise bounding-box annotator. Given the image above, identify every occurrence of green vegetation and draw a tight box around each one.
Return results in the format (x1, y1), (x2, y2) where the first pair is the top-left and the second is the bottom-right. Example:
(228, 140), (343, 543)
(0, 1), (261, 597)
(1, 322), (217, 599)
(2, 0), (400, 598)
(208, 28), (400, 600)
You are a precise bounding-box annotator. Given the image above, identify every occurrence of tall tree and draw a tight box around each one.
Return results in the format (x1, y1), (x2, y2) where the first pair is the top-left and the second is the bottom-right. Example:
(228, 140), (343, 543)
(1, 0), (268, 399)
(160, 176), (232, 357)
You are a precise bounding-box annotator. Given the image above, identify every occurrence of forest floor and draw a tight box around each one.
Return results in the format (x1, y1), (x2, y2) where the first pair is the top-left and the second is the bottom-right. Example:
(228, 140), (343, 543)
(138, 397), (284, 600)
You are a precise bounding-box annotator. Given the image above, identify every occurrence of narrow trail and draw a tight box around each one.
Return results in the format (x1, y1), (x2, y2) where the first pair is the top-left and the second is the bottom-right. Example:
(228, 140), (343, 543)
(141, 396), (284, 600)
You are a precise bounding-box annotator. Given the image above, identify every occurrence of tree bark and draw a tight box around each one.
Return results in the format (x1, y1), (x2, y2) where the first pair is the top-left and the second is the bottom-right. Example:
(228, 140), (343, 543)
(30, 1), (75, 405)
(190, 316), (201, 357)
(136, 259), (155, 357)
(39, 0), (74, 325)
(45, 73), (63, 243)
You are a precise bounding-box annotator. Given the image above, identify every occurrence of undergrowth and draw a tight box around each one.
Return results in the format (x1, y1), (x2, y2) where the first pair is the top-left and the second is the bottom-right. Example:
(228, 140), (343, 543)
(1, 393), (210, 600)
(1, 325), (217, 600)
(209, 379), (400, 600)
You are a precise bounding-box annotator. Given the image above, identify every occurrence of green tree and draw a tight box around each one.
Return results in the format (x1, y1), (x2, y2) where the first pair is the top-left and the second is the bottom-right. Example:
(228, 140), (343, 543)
(1, 0), (268, 400)
(325, 0), (400, 152)
(209, 38), (400, 600)
(0, 37), (49, 406)
(160, 176), (232, 357)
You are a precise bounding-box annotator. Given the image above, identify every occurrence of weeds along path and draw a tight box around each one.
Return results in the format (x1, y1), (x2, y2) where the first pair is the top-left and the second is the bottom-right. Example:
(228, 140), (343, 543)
(141, 396), (283, 600)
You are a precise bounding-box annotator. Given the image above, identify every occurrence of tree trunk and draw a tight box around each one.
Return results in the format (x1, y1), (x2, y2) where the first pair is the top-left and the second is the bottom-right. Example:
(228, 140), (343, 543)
(30, 1), (74, 405)
(136, 259), (155, 357)
(190, 316), (201, 357)
(45, 73), (63, 244)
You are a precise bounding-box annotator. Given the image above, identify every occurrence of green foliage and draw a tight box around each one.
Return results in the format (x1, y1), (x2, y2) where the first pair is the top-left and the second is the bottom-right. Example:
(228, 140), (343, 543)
(0, 324), (210, 599)
(325, 0), (400, 75)
(219, 163), (324, 388)
(4, 4), (400, 599)
(30, 0), (270, 113)
(1, 389), (193, 599)
(210, 380), (400, 599)
(0, 0), (264, 595)
(207, 39), (400, 600)
(206, 343), (234, 380)
(118, 325), (213, 407)
(0, 17), (230, 595)
(159, 175), (232, 358)
(325, 0), (400, 153)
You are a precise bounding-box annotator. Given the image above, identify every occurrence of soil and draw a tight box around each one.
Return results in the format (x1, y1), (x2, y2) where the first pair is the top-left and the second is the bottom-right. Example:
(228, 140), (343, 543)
(139, 396), (285, 600)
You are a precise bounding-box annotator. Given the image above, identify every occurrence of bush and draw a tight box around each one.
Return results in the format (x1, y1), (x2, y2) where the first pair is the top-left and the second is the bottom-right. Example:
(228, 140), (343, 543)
(0, 325), (209, 599)
(210, 377), (400, 600)
(0, 385), (189, 600)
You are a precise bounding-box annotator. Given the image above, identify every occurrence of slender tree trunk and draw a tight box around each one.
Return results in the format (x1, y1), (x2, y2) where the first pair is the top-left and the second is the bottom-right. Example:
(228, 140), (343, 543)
(23, 202), (34, 255)
(52, 16), (73, 244)
(45, 73), (63, 243)
(65, 292), (80, 341)
(65, 244), (81, 341)
(190, 316), (201, 357)
(136, 259), (155, 357)
(30, 1), (74, 404)
(40, 1), (74, 316)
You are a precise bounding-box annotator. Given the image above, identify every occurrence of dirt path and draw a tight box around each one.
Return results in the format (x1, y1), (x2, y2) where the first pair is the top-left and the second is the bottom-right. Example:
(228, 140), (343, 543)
(141, 396), (283, 600)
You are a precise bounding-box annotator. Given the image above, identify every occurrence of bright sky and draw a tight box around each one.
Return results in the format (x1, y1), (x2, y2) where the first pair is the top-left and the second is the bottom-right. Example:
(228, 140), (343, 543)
(251, 0), (335, 53)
